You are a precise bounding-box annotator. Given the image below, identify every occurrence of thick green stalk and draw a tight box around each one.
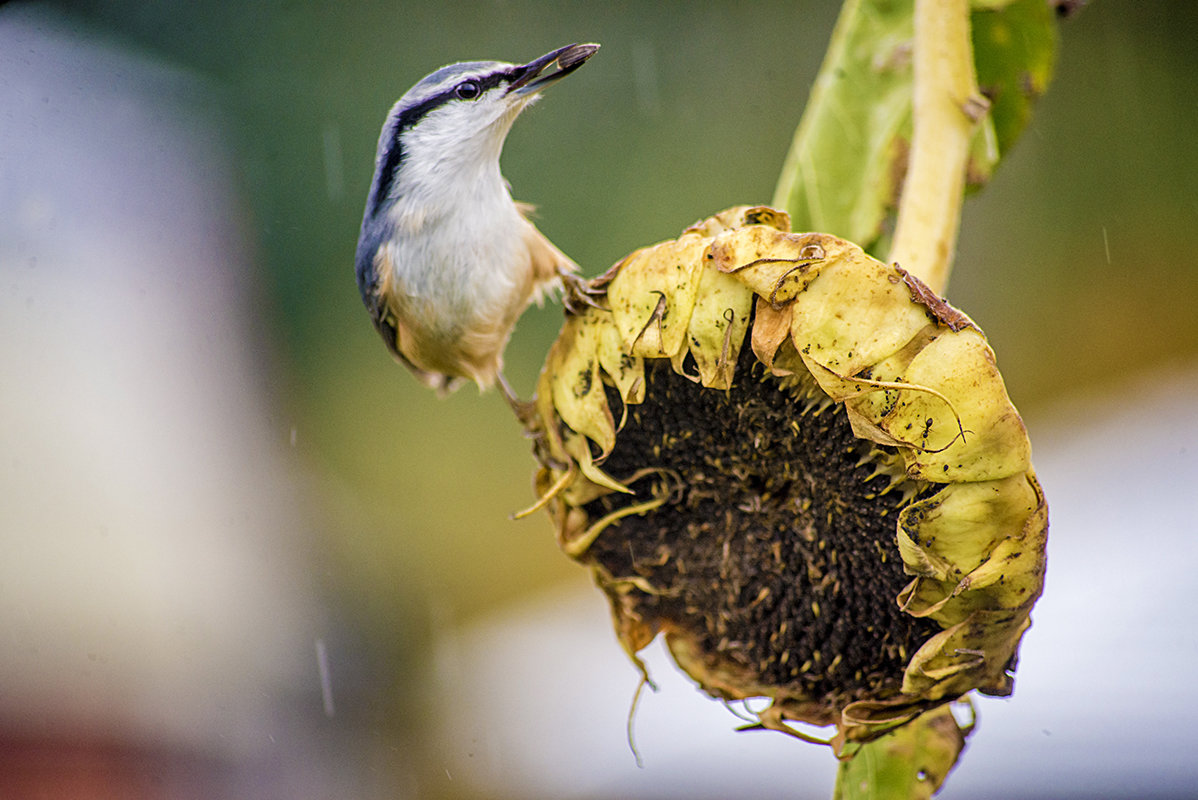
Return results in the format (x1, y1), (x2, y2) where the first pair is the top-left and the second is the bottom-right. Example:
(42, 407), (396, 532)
(887, 0), (988, 293)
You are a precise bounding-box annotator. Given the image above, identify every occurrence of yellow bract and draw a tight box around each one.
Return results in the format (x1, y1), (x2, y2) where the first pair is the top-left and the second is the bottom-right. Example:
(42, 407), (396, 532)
(529, 206), (1047, 750)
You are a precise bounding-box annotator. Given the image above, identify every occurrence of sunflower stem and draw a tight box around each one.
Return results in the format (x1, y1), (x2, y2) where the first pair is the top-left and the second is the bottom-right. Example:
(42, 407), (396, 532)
(887, 0), (986, 295)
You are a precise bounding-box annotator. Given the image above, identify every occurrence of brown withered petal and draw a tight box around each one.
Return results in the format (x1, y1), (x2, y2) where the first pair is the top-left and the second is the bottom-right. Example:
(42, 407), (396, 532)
(525, 207), (1046, 753)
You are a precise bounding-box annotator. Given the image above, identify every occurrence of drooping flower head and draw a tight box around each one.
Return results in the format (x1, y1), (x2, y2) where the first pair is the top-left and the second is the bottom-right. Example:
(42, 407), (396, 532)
(527, 206), (1046, 752)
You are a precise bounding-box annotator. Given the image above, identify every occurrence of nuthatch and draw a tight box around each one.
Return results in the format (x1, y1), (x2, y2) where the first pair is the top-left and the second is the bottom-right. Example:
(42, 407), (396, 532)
(354, 42), (600, 402)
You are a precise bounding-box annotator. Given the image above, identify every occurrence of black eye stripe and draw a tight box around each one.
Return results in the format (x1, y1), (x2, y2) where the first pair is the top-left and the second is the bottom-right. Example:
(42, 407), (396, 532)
(395, 69), (515, 131)
(455, 70), (509, 99)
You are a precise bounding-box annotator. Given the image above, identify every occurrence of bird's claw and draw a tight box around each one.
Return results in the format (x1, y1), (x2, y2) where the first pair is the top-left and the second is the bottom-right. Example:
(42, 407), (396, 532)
(507, 397), (541, 431)
(498, 372), (541, 430)
(559, 270), (607, 315)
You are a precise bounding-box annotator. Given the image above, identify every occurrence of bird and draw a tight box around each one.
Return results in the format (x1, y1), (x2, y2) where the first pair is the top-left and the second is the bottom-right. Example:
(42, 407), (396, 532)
(354, 42), (601, 406)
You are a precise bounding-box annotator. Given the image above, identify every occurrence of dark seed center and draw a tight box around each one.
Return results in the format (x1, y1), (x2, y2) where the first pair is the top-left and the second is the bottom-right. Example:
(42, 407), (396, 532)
(581, 351), (939, 709)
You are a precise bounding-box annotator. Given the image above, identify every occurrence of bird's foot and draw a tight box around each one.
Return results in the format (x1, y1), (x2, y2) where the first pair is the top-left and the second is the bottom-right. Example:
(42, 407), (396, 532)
(559, 270), (607, 316)
(497, 372), (540, 431)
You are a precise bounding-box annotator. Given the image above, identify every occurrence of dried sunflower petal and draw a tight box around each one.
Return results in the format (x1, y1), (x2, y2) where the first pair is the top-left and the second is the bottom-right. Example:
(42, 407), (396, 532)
(607, 234), (709, 359)
(528, 207), (1047, 753)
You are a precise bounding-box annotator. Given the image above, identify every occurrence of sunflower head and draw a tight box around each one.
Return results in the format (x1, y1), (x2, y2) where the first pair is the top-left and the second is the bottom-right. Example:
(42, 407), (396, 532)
(527, 207), (1047, 751)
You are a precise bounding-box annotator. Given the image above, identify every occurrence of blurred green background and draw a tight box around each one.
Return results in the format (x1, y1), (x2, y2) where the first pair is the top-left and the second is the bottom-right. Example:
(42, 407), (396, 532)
(51, 0), (1198, 616)
(4, 0), (1198, 796)
(48, 0), (855, 627)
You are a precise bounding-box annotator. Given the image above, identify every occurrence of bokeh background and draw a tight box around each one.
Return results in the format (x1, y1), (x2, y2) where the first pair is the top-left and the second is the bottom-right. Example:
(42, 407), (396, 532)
(2, 1), (1197, 797)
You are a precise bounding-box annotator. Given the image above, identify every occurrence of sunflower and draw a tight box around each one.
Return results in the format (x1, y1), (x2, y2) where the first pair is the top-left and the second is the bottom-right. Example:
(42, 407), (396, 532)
(525, 205), (1047, 754)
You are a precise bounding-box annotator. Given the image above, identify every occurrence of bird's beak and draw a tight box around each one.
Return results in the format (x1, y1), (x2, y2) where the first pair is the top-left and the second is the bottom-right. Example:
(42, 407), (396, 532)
(507, 43), (600, 97)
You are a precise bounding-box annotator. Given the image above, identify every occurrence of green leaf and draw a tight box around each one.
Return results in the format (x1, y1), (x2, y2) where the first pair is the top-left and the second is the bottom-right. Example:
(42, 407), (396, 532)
(773, 0), (1057, 253)
(969, 0), (1058, 185)
(772, 0), (915, 253)
(833, 702), (973, 800)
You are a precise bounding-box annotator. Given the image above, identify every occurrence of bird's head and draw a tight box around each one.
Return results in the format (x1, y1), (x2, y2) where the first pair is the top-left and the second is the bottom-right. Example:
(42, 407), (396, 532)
(363, 43), (599, 220)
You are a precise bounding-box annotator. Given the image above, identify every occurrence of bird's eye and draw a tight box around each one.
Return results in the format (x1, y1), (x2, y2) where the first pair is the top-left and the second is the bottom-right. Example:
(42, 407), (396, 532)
(455, 81), (481, 100)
